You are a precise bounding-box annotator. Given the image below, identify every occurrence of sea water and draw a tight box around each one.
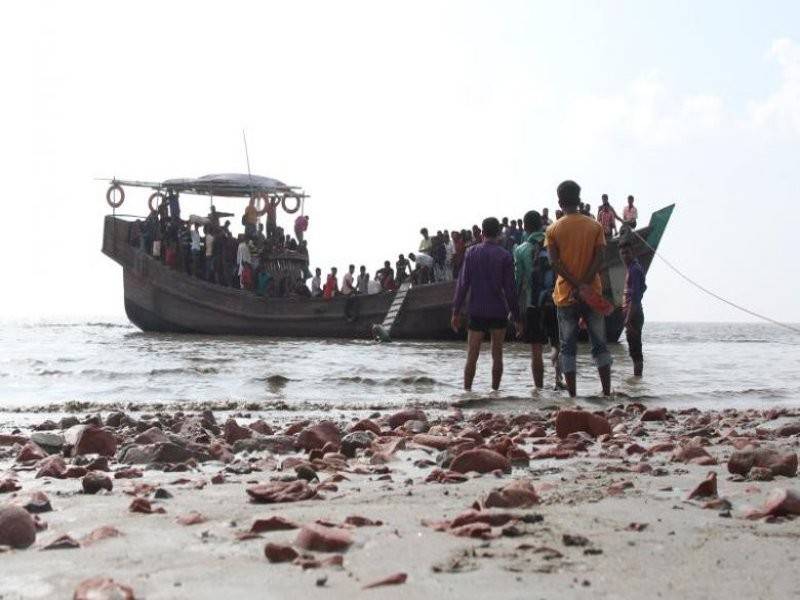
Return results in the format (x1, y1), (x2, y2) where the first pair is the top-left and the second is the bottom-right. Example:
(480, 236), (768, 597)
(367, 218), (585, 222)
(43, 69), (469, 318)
(1, 320), (798, 413)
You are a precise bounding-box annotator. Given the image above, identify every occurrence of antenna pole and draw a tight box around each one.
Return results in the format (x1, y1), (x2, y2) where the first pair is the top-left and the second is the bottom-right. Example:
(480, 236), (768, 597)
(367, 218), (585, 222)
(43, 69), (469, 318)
(243, 129), (254, 197)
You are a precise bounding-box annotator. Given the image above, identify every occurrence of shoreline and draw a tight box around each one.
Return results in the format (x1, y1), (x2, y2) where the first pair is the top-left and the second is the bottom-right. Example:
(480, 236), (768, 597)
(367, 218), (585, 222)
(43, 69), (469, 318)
(1, 403), (799, 599)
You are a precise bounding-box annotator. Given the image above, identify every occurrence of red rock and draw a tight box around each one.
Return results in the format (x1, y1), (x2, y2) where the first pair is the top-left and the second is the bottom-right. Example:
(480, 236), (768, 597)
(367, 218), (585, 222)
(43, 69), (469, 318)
(746, 488), (800, 519)
(0, 479), (21, 493)
(555, 410), (611, 439)
(246, 480), (317, 504)
(641, 407), (668, 422)
(72, 425), (118, 457)
(129, 498), (165, 514)
(412, 434), (451, 450)
(425, 469), (468, 484)
(363, 572), (407, 589)
(65, 466), (89, 478)
(344, 515), (383, 527)
(114, 468), (143, 479)
(293, 554), (344, 569)
(672, 444), (716, 465)
(450, 522), (496, 539)
(450, 449), (510, 474)
(21, 491), (52, 513)
(607, 481), (634, 495)
(387, 409), (427, 429)
(625, 443), (647, 455)
(83, 472), (113, 494)
(776, 422), (800, 437)
(297, 421), (341, 451)
(81, 526), (123, 545)
(264, 542), (299, 563)
(350, 419), (381, 435)
(450, 510), (516, 528)
(249, 420), (274, 435)
(687, 471), (718, 500)
(647, 442), (676, 454)
(36, 455), (67, 479)
(483, 479), (539, 509)
(223, 418), (252, 444)
(73, 577), (135, 600)
(285, 420), (311, 435)
(17, 441), (47, 462)
(506, 446), (530, 465)
(295, 523), (353, 552)
(86, 457), (110, 471)
(728, 448), (797, 477)
(250, 516), (299, 533)
(176, 511), (207, 526)
(0, 504), (37, 548)
(210, 472), (225, 485)
(0, 434), (28, 446)
(42, 534), (80, 550)
(134, 426), (169, 445)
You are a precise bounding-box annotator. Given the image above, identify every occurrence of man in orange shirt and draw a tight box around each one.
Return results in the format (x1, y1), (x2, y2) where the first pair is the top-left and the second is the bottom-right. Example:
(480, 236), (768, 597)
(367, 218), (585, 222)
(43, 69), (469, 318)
(545, 180), (613, 397)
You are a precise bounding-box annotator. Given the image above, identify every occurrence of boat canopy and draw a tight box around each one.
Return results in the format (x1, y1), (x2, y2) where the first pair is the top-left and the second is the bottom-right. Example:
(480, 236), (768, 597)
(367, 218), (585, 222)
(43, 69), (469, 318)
(108, 173), (305, 198)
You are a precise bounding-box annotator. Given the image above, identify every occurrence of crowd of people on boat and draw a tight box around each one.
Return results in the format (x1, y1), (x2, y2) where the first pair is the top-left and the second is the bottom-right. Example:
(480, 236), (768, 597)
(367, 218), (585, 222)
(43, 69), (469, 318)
(313, 193), (639, 299)
(127, 193), (312, 297)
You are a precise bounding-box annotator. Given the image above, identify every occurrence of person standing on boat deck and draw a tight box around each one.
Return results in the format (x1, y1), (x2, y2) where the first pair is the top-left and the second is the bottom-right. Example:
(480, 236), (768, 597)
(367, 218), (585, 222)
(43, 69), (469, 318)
(408, 252), (433, 285)
(310, 268), (323, 297)
(597, 194), (619, 238)
(341, 265), (356, 296)
(620, 240), (647, 376)
(452, 217), (522, 392)
(546, 180), (613, 397)
(622, 195), (638, 229)
(243, 199), (258, 239)
(203, 226), (215, 282)
(323, 267), (339, 299)
(419, 228), (432, 254)
(189, 223), (202, 277)
(236, 235), (252, 288)
(356, 266), (370, 294)
(294, 214), (309, 244)
(541, 208), (552, 230)
(396, 255), (410, 284)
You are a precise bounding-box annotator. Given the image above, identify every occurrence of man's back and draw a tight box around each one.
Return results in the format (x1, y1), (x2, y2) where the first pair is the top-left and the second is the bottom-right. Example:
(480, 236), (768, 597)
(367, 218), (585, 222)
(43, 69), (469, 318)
(454, 241), (518, 319)
(545, 213), (605, 306)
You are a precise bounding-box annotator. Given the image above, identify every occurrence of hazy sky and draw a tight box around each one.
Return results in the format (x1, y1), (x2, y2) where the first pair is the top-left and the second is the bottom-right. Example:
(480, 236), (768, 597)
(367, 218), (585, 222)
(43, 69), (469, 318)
(3, 1), (799, 323)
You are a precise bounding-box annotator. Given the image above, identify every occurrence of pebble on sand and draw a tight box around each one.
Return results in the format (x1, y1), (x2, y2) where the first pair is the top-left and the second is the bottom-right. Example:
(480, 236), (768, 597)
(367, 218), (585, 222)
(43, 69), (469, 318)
(295, 523), (353, 552)
(0, 504), (37, 549)
(73, 577), (135, 600)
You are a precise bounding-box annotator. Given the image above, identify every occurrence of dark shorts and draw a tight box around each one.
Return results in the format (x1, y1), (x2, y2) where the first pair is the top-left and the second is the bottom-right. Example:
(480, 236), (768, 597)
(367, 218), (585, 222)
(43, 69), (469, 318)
(468, 316), (508, 333)
(523, 304), (559, 346)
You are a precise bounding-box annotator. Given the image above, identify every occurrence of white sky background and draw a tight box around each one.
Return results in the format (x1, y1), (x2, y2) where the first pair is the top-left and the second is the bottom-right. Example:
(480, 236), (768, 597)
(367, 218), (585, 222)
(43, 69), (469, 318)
(1, 0), (799, 322)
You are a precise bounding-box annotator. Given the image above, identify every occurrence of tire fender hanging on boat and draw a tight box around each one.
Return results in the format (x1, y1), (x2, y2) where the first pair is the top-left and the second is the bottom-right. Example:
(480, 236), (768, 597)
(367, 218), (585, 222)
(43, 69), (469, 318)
(106, 184), (125, 208)
(148, 192), (165, 213)
(344, 296), (360, 323)
(282, 196), (301, 214)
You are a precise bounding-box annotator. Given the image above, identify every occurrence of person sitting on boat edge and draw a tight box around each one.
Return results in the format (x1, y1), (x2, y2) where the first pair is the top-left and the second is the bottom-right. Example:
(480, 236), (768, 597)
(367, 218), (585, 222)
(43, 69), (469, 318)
(622, 195), (638, 230)
(452, 216), (522, 392)
(545, 179), (612, 398)
(341, 265), (356, 296)
(619, 239), (647, 377)
(408, 252), (433, 285)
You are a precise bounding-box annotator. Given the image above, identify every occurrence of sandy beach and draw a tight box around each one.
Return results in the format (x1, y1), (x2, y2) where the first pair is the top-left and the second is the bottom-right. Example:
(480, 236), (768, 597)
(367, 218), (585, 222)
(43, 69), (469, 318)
(1, 402), (799, 599)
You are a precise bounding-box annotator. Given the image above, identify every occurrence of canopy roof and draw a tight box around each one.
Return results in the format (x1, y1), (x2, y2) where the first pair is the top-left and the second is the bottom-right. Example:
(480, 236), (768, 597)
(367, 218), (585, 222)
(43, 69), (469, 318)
(109, 173), (305, 198)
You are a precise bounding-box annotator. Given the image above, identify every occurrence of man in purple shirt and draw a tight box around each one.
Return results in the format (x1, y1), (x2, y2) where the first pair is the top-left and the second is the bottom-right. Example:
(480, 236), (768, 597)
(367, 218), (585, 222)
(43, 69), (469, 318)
(452, 217), (523, 391)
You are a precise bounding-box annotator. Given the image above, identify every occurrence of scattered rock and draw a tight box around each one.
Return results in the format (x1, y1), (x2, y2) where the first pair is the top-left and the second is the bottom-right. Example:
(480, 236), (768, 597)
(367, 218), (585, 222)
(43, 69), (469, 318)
(746, 488), (800, 519)
(176, 511), (207, 526)
(297, 421), (341, 452)
(246, 480), (317, 504)
(450, 449), (510, 474)
(264, 542), (299, 563)
(363, 572), (407, 589)
(0, 504), (36, 549)
(73, 578), (135, 600)
(728, 448), (797, 478)
(555, 410), (611, 439)
(83, 472), (113, 495)
(387, 409), (427, 429)
(21, 491), (52, 514)
(129, 498), (165, 514)
(70, 425), (118, 457)
(250, 516), (299, 533)
(641, 407), (668, 422)
(42, 534), (80, 550)
(687, 472), (718, 500)
(483, 479), (539, 509)
(223, 418), (253, 444)
(295, 523), (353, 552)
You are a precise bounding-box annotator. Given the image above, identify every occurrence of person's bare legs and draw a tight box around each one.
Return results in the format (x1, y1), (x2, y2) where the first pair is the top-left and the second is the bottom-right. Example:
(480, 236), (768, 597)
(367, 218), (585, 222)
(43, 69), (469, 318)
(565, 372), (577, 397)
(598, 364), (611, 396)
(531, 343), (544, 389)
(463, 330), (484, 391)
(489, 328), (506, 390)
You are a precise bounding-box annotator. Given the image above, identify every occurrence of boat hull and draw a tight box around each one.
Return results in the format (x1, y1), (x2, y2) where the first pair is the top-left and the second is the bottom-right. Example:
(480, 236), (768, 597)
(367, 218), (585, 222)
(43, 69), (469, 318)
(104, 205), (673, 342)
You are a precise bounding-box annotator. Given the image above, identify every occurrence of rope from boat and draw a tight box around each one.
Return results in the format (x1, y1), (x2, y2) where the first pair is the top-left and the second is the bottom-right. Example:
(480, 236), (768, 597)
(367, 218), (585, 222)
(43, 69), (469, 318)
(629, 228), (800, 335)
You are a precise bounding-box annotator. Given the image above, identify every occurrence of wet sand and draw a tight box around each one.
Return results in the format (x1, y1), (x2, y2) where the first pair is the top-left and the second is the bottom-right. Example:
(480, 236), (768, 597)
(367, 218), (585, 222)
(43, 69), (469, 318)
(1, 403), (799, 599)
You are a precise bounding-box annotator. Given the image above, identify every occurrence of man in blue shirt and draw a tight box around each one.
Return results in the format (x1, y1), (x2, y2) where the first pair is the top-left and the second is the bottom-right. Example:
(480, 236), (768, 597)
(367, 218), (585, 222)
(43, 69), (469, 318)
(619, 240), (647, 376)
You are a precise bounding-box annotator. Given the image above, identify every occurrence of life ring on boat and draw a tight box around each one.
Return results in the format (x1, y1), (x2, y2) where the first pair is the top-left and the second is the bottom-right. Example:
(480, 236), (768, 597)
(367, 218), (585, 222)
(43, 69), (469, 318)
(148, 192), (165, 213)
(344, 296), (360, 323)
(251, 192), (268, 215)
(282, 195), (301, 214)
(105, 184), (125, 208)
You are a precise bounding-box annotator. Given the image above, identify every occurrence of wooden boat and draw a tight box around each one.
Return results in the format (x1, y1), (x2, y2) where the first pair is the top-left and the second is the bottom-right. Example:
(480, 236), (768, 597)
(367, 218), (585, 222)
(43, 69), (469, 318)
(101, 175), (673, 342)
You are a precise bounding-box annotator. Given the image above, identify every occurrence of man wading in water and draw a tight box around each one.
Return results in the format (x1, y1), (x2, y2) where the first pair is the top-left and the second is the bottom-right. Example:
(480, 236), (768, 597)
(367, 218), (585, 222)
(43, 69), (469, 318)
(545, 180), (613, 397)
(452, 217), (522, 391)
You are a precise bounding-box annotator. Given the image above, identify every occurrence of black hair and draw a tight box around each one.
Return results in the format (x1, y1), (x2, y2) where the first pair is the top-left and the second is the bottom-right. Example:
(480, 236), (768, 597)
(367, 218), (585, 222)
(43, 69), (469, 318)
(602, 194), (608, 201)
(523, 210), (542, 233)
(557, 180), (581, 206)
(481, 217), (502, 239)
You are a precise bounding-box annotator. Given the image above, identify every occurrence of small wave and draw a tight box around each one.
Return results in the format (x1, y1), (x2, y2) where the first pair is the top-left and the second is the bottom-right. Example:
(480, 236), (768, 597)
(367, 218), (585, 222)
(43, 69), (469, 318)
(324, 376), (378, 385)
(149, 366), (221, 376)
(36, 369), (69, 376)
(79, 369), (138, 380)
(384, 376), (439, 386)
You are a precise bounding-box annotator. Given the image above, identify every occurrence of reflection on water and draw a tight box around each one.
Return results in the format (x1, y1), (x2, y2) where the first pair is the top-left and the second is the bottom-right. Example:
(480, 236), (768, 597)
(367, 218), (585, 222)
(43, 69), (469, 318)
(0, 320), (798, 411)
